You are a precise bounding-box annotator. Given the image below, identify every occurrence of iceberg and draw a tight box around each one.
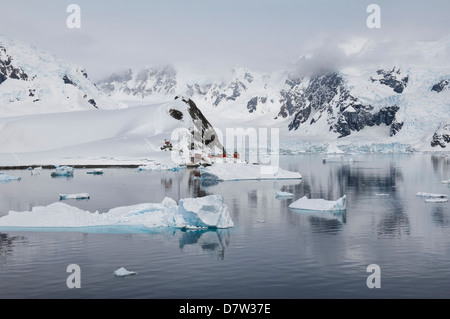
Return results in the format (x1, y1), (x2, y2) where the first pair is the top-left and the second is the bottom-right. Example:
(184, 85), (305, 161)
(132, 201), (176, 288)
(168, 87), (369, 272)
(31, 167), (42, 175)
(289, 195), (347, 212)
(0, 172), (21, 182)
(0, 195), (234, 231)
(113, 267), (137, 277)
(178, 195), (234, 229)
(415, 192), (447, 198)
(51, 166), (74, 177)
(442, 179), (450, 184)
(60, 193), (90, 200)
(86, 169), (104, 175)
(275, 191), (295, 198)
(200, 162), (302, 181)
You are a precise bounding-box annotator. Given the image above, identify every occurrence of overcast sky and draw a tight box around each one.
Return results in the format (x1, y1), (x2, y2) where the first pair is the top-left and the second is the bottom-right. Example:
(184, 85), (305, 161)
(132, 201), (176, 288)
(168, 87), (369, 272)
(1, 0), (449, 80)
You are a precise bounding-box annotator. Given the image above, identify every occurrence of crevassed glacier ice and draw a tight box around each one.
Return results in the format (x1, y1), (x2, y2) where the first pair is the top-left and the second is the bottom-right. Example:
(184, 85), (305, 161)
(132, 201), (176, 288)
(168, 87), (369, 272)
(289, 195), (347, 212)
(0, 195), (234, 231)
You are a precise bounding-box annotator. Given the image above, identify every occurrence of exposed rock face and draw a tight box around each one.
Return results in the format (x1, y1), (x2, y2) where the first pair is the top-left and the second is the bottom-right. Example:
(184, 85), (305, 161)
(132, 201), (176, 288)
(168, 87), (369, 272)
(431, 79), (450, 93)
(431, 124), (450, 148)
(371, 67), (409, 93)
(0, 45), (28, 84)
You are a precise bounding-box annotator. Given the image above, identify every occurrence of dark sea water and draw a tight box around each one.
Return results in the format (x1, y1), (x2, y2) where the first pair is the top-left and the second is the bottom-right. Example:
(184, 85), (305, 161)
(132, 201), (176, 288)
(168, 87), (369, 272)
(0, 154), (449, 299)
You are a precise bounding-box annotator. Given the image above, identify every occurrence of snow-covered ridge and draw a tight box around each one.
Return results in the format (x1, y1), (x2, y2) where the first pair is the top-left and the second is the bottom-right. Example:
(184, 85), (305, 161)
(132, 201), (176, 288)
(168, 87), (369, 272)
(0, 34), (125, 118)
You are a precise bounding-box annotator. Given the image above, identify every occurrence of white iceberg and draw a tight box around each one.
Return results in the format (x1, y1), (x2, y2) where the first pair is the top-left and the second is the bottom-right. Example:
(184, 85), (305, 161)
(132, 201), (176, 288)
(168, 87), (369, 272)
(289, 195), (347, 212)
(416, 192), (447, 198)
(0, 195), (234, 231)
(60, 193), (90, 200)
(113, 267), (137, 277)
(200, 162), (302, 181)
(51, 166), (74, 177)
(178, 195), (234, 229)
(275, 191), (295, 198)
(425, 198), (448, 203)
(0, 172), (21, 182)
(86, 169), (103, 175)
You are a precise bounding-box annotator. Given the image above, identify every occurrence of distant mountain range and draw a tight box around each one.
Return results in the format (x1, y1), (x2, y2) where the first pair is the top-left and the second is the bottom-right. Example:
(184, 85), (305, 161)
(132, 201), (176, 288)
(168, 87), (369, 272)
(1, 34), (450, 153)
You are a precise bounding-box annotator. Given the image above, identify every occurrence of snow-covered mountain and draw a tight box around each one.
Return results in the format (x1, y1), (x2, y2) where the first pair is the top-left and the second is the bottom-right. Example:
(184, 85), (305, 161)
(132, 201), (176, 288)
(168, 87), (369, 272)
(0, 35), (125, 118)
(97, 60), (450, 152)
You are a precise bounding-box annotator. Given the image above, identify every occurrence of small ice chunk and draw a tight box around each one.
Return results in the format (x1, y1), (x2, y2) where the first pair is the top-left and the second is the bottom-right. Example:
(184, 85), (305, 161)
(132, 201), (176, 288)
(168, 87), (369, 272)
(0, 173), (21, 182)
(442, 179), (450, 184)
(87, 169), (103, 175)
(275, 191), (294, 198)
(113, 267), (137, 277)
(416, 192), (447, 198)
(375, 193), (390, 196)
(289, 195), (347, 212)
(51, 166), (74, 177)
(31, 167), (42, 175)
(425, 198), (448, 203)
(60, 193), (90, 200)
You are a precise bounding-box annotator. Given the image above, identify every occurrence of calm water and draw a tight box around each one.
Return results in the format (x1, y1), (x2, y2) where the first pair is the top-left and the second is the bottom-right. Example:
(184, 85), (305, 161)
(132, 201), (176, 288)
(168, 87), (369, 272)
(0, 154), (449, 299)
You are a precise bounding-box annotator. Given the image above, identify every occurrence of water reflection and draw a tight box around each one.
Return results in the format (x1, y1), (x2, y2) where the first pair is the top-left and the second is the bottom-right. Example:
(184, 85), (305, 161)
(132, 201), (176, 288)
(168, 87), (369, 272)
(178, 229), (231, 260)
(377, 206), (410, 238)
(0, 233), (27, 263)
(431, 206), (450, 228)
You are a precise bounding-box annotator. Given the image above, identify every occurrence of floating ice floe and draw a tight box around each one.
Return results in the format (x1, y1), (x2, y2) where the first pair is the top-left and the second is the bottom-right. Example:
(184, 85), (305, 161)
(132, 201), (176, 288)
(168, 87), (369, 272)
(275, 191), (295, 198)
(51, 166), (74, 177)
(137, 162), (184, 172)
(375, 193), (390, 196)
(415, 192), (447, 198)
(86, 169), (103, 175)
(0, 195), (234, 231)
(425, 198), (448, 203)
(0, 172), (21, 182)
(31, 167), (42, 175)
(113, 267), (137, 277)
(200, 162), (302, 181)
(289, 195), (347, 212)
(442, 179), (450, 184)
(60, 193), (90, 200)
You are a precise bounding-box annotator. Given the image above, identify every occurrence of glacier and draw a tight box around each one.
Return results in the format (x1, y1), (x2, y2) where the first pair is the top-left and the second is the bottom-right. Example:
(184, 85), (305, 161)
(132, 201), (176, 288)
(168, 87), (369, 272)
(0, 195), (234, 232)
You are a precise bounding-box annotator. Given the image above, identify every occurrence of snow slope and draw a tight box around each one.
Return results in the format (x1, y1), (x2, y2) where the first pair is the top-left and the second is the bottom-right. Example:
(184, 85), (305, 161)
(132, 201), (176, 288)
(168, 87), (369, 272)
(0, 98), (223, 167)
(0, 34), (125, 118)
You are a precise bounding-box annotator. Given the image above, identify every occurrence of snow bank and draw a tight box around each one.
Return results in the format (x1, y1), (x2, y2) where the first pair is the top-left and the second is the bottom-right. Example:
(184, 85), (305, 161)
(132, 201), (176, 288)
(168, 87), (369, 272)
(0, 173), (21, 182)
(200, 162), (302, 181)
(0, 195), (234, 231)
(289, 195), (347, 212)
